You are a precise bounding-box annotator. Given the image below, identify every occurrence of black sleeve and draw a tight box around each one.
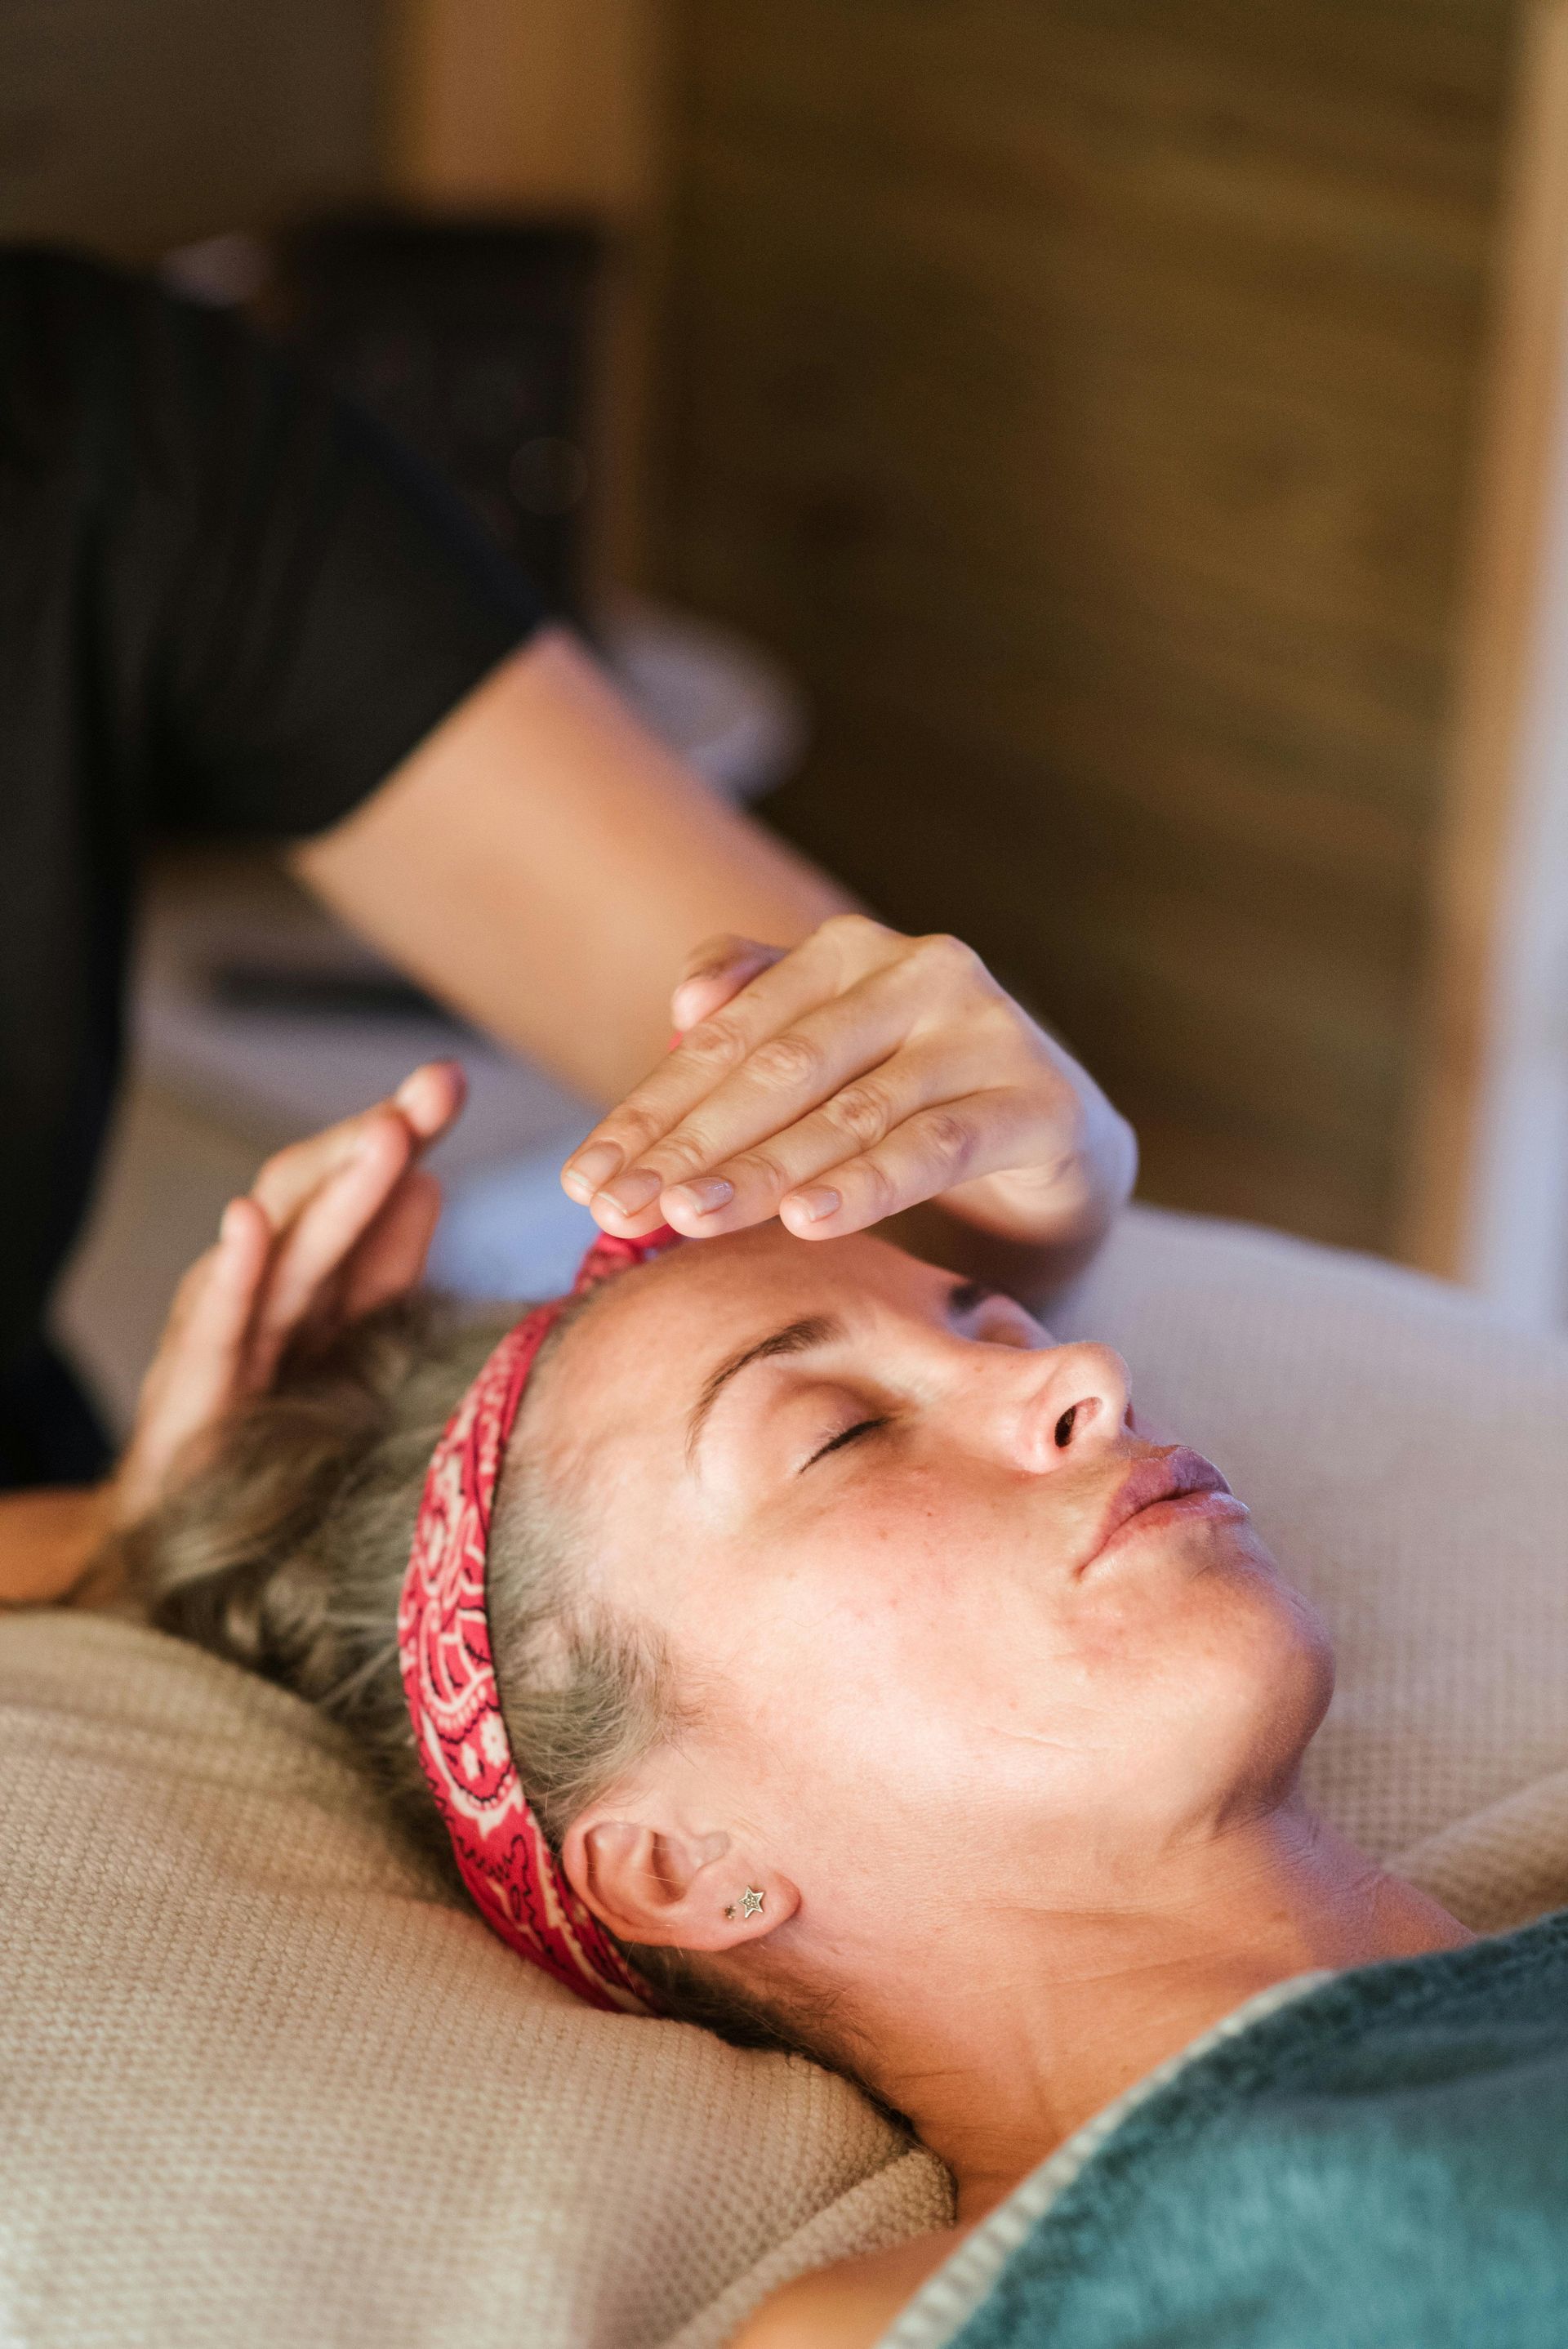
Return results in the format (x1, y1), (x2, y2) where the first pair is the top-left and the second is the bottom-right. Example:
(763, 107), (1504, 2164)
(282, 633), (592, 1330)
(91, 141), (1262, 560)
(2, 247), (542, 840)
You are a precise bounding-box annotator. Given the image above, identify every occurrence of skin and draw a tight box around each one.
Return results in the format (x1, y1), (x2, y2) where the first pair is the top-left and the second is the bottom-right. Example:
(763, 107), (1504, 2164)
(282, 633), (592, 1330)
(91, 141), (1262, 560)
(5, 918), (1134, 1605)
(2, 622), (848, 1589)
(292, 628), (849, 1103)
(0, 1063), (466, 1604)
(518, 1223), (1470, 2347)
(561, 914), (1134, 1275)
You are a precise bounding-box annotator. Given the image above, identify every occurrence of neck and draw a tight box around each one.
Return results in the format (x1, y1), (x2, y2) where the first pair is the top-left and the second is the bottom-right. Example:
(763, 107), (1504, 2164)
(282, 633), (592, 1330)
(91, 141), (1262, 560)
(842, 1800), (1469, 2224)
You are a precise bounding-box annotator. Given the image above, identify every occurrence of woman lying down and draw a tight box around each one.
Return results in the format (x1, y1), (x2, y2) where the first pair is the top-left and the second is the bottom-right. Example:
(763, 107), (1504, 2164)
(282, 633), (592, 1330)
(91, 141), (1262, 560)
(68, 920), (1568, 2344)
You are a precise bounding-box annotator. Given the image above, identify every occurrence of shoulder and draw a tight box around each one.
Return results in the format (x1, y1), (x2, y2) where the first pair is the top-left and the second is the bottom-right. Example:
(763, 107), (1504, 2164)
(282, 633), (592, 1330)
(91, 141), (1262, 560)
(731, 2228), (967, 2349)
(0, 240), (251, 474)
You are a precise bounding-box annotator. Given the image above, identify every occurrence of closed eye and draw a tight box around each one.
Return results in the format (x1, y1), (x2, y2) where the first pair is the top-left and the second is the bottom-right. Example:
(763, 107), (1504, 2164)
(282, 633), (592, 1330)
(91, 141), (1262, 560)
(802, 1416), (888, 1471)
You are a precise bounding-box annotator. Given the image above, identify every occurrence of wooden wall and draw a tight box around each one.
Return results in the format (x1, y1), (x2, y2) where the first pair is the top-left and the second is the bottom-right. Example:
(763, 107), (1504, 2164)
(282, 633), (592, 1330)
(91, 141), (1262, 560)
(648, 1), (1519, 1250)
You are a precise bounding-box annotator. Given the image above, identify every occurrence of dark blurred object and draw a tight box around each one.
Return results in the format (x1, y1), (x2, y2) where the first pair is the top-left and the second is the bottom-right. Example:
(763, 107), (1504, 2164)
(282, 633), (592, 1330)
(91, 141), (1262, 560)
(166, 215), (604, 625)
(167, 223), (808, 791)
(206, 957), (470, 1029)
(0, 1336), (109, 1487)
(274, 216), (602, 624)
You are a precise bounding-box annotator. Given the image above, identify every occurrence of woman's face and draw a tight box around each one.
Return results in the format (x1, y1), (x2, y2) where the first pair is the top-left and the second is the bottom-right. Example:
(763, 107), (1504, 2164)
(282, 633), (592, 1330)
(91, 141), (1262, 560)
(531, 1225), (1333, 1927)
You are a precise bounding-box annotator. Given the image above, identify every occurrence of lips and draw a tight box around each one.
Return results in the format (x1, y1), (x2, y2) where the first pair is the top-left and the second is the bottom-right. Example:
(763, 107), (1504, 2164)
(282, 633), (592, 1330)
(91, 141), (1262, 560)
(1075, 1447), (1233, 1577)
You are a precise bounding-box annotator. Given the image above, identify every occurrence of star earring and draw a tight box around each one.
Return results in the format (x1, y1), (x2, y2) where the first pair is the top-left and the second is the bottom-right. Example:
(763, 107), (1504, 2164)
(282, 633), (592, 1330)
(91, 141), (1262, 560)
(724, 1888), (765, 1921)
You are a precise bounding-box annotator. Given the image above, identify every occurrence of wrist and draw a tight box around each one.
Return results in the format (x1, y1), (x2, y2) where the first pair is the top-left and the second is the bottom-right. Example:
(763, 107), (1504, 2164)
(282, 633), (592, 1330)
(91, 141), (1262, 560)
(0, 1482), (119, 1608)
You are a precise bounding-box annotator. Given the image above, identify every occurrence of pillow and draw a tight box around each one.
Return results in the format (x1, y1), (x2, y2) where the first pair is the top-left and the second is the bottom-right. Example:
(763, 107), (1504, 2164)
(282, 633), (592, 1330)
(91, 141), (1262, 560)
(4, 1204), (1566, 2347)
(0, 1613), (949, 2349)
(1054, 1206), (1568, 1928)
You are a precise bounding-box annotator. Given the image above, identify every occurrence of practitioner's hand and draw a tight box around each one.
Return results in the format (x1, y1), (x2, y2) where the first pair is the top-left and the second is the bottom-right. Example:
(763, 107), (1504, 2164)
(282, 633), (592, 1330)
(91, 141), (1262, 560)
(560, 917), (1135, 1254)
(111, 1062), (464, 1526)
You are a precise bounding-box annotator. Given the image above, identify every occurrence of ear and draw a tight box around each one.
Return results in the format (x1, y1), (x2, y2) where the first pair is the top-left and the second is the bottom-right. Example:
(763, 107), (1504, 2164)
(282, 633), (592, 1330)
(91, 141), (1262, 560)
(559, 1803), (797, 1956)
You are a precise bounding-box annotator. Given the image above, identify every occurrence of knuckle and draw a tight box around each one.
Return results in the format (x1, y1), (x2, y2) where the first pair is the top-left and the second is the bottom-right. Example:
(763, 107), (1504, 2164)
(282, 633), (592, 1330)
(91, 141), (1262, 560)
(923, 1108), (978, 1174)
(826, 1081), (890, 1148)
(683, 1014), (751, 1072)
(749, 1030), (824, 1092)
(729, 1147), (789, 1196)
(256, 1140), (304, 1191)
(915, 930), (982, 984)
(818, 911), (888, 955)
(686, 929), (750, 972)
(648, 1130), (713, 1180)
(856, 1157), (900, 1218)
(604, 1103), (664, 1157)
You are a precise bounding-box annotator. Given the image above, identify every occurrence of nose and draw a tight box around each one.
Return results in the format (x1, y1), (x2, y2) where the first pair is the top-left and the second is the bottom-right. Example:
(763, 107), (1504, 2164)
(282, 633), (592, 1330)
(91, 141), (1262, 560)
(1002, 1340), (1134, 1477)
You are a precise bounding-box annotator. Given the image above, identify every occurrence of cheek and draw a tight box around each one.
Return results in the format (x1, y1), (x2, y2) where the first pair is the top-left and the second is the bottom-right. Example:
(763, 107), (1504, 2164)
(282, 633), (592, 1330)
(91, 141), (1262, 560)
(679, 1483), (992, 1778)
(1062, 1543), (1335, 1816)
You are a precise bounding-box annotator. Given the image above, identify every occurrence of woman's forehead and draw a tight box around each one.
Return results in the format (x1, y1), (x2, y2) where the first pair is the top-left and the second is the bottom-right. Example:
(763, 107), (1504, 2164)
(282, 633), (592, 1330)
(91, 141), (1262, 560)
(536, 1226), (929, 1445)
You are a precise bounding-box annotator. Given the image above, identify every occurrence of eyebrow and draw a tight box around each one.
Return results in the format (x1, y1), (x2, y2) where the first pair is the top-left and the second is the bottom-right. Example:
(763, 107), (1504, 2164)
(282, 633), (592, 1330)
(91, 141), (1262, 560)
(684, 1314), (843, 1467)
(681, 1281), (996, 1470)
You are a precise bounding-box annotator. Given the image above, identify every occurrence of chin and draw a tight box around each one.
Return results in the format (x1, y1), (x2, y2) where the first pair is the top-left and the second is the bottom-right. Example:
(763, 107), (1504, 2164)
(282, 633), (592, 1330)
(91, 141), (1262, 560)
(1195, 1575), (1336, 1819)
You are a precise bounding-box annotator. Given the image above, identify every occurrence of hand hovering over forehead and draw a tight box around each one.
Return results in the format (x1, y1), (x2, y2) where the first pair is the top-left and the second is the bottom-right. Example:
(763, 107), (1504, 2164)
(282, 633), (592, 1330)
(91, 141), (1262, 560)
(560, 916), (1137, 1285)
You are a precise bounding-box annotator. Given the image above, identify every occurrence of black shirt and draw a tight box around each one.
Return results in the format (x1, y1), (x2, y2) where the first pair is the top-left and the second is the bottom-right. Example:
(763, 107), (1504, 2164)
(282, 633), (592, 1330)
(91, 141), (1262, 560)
(0, 249), (541, 1479)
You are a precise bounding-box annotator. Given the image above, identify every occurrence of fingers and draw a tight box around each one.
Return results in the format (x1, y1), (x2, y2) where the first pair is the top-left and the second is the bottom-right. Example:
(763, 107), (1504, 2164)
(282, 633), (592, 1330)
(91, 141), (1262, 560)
(572, 933), (1010, 1240)
(156, 1199), (273, 1398)
(250, 1059), (463, 1228)
(337, 1167), (443, 1322)
(643, 1017), (988, 1233)
(392, 1059), (466, 1144)
(595, 972), (923, 1232)
(561, 916), (902, 1221)
(238, 1057), (463, 1375)
(114, 1197), (274, 1521)
(654, 1074), (1049, 1242)
(560, 912), (1122, 1260)
(116, 1067), (462, 1524)
(776, 1091), (1047, 1239)
(670, 935), (786, 1034)
(247, 1113), (416, 1383)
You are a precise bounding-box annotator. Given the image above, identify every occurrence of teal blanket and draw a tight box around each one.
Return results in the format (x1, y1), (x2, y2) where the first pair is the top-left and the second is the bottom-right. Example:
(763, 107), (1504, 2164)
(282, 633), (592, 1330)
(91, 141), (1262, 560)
(929, 1910), (1568, 2349)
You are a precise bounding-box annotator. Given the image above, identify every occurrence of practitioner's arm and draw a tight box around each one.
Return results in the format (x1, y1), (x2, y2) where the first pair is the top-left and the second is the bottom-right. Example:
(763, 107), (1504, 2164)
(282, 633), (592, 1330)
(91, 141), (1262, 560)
(289, 628), (851, 1106)
(0, 1489), (117, 1608)
(561, 916), (1138, 1308)
(0, 1063), (466, 1610)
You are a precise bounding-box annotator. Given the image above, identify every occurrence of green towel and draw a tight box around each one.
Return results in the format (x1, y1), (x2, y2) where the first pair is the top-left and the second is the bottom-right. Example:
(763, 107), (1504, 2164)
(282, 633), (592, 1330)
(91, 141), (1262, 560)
(938, 1908), (1568, 2348)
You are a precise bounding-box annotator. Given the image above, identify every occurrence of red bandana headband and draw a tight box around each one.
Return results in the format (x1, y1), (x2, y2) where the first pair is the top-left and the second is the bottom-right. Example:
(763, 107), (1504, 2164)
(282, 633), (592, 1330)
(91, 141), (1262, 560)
(397, 1224), (684, 2014)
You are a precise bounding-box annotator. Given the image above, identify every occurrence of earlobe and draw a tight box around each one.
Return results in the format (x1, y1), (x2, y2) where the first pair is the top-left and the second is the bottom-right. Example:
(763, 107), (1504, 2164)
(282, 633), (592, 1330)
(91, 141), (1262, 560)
(561, 1810), (796, 1954)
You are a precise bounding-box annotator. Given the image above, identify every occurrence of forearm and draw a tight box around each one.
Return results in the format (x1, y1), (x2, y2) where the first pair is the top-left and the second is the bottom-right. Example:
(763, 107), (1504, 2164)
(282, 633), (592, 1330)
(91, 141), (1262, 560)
(290, 628), (853, 1103)
(0, 1486), (117, 1608)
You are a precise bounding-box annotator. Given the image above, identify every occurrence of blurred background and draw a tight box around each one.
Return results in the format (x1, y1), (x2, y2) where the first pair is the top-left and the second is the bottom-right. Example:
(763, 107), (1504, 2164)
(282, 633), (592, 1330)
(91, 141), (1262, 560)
(6, 0), (1567, 1416)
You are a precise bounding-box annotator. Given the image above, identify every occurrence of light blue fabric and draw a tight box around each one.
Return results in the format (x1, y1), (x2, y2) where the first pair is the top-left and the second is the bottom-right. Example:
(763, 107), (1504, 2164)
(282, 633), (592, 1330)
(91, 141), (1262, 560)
(917, 1910), (1568, 2349)
(428, 1143), (599, 1300)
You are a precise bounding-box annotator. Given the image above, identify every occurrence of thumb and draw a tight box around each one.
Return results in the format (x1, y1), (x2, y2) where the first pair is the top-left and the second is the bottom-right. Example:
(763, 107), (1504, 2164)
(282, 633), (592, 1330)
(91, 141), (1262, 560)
(670, 935), (786, 1033)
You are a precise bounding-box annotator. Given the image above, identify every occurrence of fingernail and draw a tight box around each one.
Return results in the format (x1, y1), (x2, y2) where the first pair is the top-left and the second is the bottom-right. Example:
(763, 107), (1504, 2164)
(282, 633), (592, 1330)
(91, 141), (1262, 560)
(219, 1201), (245, 1245)
(564, 1143), (623, 1198)
(665, 1176), (734, 1219)
(598, 1168), (662, 1217)
(789, 1187), (841, 1225)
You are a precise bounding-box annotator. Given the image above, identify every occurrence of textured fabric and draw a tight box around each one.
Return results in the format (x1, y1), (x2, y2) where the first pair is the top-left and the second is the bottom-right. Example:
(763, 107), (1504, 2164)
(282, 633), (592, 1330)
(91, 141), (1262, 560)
(0, 246), (539, 1404)
(0, 1613), (951, 2349)
(399, 1224), (681, 2012)
(3, 1205), (1568, 2347)
(893, 1910), (1568, 2349)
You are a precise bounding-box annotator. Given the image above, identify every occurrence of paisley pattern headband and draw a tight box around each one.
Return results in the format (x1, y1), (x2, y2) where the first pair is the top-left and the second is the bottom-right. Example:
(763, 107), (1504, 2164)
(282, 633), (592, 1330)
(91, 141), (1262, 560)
(397, 1224), (684, 2014)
